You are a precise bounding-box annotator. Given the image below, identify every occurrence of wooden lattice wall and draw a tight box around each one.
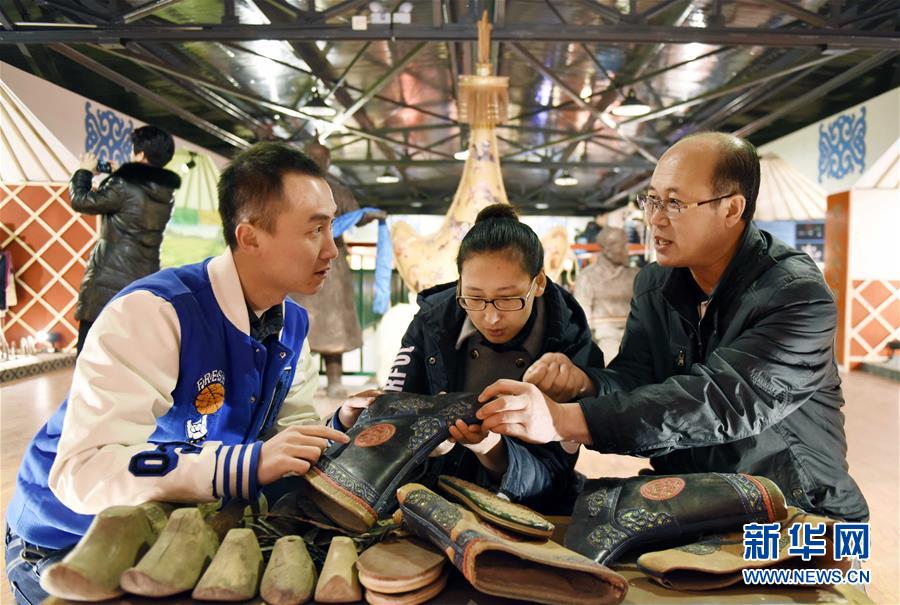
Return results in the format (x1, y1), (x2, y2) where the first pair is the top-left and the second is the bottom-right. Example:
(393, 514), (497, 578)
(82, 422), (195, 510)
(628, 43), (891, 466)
(1, 182), (98, 349)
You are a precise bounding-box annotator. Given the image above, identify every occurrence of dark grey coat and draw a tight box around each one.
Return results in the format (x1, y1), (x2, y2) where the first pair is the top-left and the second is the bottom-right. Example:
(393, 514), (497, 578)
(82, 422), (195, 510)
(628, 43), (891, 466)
(70, 163), (180, 322)
(580, 225), (868, 521)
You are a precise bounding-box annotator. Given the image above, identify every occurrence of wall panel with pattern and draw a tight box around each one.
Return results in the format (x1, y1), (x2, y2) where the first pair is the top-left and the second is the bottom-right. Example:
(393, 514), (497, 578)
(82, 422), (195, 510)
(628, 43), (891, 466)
(1, 182), (98, 349)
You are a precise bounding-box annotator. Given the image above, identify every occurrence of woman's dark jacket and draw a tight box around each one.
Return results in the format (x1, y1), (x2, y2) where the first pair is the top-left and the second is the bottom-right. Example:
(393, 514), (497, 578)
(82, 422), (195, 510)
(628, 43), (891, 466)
(580, 225), (868, 521)
(383, 279), (605, 513)
(69, 163), (180, 322)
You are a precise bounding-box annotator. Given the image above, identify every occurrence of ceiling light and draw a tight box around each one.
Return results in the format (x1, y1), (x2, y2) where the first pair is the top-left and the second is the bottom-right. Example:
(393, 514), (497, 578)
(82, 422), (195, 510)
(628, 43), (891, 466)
(611, 90), (651, 117)
(454, 148), (469, 161)
(687, 9), (706, 27)
(302, 88), (337, 118)
(376, 169), (400, 184)
(554, 172), (578, 187)
(410, 201), (423, 208)
(535, 203), (549, 210)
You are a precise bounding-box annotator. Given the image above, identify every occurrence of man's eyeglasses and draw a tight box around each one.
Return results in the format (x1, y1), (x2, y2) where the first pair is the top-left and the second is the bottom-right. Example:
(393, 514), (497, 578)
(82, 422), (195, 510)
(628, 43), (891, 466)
(636, 192), (735, 217)
(456, 277), (538, 312)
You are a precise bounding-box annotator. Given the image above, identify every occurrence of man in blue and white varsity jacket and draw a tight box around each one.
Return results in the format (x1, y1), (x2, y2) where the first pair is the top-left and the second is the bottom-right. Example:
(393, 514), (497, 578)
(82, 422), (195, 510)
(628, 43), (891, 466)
(5, 142), (350, 605)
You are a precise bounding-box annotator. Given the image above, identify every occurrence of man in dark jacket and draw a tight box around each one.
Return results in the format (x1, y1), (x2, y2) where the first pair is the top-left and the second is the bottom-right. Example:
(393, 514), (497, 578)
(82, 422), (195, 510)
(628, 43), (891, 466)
(478, 132), (869, 522)
(70, 126), (181, 353)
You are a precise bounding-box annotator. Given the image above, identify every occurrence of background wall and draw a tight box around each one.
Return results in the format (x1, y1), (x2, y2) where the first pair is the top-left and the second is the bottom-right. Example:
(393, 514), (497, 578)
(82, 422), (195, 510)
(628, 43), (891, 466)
(759, 87), (900, 195)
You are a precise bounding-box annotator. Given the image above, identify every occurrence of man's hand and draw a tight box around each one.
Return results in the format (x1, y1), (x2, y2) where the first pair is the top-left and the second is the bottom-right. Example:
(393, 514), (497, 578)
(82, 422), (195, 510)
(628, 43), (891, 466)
(476, 380), (565, 444)
(337, 388), (382, 429)
(257, 424), (349, 484)
(78, 152), (98, 173)
(522, 352), (596, 402)
(448, 419), (501, 455)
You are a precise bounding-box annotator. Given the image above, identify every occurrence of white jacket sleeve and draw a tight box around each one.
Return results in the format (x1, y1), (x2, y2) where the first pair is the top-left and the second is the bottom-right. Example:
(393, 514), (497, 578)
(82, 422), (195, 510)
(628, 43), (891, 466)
(49, 290), (251, 514)
(275, 340), (322, 430)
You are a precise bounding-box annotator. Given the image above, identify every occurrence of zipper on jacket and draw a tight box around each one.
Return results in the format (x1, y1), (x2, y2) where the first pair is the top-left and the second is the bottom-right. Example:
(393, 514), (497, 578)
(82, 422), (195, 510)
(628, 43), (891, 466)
(258, 369), (289, 437)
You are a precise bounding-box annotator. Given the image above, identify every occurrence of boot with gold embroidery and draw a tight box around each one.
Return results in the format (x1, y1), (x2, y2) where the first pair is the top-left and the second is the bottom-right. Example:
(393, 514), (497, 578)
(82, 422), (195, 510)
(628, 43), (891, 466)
(565, 473), (787, 565)
(304, 392), (479, 532)
(397, 483), (628, 605)
(636, 507), (851, 590)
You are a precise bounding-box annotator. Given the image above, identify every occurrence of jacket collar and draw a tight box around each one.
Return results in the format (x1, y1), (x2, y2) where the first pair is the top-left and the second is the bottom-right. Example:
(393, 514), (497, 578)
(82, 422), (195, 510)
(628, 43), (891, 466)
(662, 223), (775, 325)
(114, 162), (182, 190)
(207, 248), (285, 338)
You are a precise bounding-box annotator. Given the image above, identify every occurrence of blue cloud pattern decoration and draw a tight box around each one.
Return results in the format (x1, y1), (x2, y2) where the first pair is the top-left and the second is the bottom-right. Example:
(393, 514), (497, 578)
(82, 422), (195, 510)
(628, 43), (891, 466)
(818, 106), (866, 183)
(84, 102), (134, 166)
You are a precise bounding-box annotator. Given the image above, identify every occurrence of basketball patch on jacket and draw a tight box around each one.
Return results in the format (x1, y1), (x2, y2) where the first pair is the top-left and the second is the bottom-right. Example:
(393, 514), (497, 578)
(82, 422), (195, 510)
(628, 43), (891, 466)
(195, 370), (225, 414)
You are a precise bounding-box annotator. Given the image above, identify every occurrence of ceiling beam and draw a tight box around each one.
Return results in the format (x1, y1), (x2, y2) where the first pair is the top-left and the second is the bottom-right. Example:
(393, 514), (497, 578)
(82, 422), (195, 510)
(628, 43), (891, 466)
(250, 0), (399, 166)
(307, 0), (369, 23)
(752, 0), (830, 28)
(508, 43), (658, 163)
(255, 0), (310, 20)
(690, 52), (824, 133)
(321, 41), (427, 139)
(635, 0), (685, 23)
(622, 49), (854, 126)
(121, 0), (186, 24)
(89, 43), (452, 159)
(131, 44), (269, 132)
(323, 41), (369, 101)
(0, 4), (62, 82)
(569, 0), (622, 24)
(501, 128), (616, 160)
(221, 41), (455, 124)
(840, 1), (900, 27)
(506, 44), (729, 124)
(0, 5), (15, 28)
(331, 158), (652, 169)
(4, 24), (899, 49)
(733, 50), (897, 138)
(49, 44), (252, 150)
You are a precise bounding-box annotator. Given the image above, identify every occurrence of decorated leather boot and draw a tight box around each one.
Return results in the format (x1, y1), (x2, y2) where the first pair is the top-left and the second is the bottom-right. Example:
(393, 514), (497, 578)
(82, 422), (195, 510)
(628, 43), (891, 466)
(396, 483), (628, 605)
(304, 392), (479, 532)
(565, 473), (788, 565)
(636, 507), (852, 590)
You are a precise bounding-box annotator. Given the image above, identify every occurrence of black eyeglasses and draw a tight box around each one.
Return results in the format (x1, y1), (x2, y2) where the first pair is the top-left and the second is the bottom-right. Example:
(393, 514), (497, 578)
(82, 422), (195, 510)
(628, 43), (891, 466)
(636, 192), (736, 217)
(456, 278), (538, 312)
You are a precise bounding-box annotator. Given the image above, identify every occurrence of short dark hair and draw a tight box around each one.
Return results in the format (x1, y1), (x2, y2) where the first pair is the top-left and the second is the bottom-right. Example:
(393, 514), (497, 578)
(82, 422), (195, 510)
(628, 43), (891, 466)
(457, 204), (544, 278)
(218, 142), (326, 249)
(683, 132), (760, 222)
(131, 126), (175, 167)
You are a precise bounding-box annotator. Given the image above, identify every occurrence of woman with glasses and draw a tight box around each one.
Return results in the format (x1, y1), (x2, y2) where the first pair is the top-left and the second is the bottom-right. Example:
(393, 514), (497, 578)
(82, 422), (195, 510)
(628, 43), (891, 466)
(335, 204), (604, 513)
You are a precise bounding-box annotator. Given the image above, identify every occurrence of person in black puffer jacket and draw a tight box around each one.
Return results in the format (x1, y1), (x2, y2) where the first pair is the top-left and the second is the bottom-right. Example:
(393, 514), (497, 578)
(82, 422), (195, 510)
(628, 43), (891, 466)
(333, 204), (605, 514)
(70, 126), (181, 354)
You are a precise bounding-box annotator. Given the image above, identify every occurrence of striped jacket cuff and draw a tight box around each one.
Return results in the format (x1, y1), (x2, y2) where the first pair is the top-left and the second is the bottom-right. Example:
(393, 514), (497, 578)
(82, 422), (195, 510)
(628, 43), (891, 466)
(212, 442), (262, 500)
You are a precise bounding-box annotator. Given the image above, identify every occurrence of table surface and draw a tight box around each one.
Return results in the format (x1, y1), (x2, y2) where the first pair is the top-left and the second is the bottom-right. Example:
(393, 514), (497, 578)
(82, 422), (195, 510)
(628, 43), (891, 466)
(43, 563), (873, 605)
(41, 517), (874, 605)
